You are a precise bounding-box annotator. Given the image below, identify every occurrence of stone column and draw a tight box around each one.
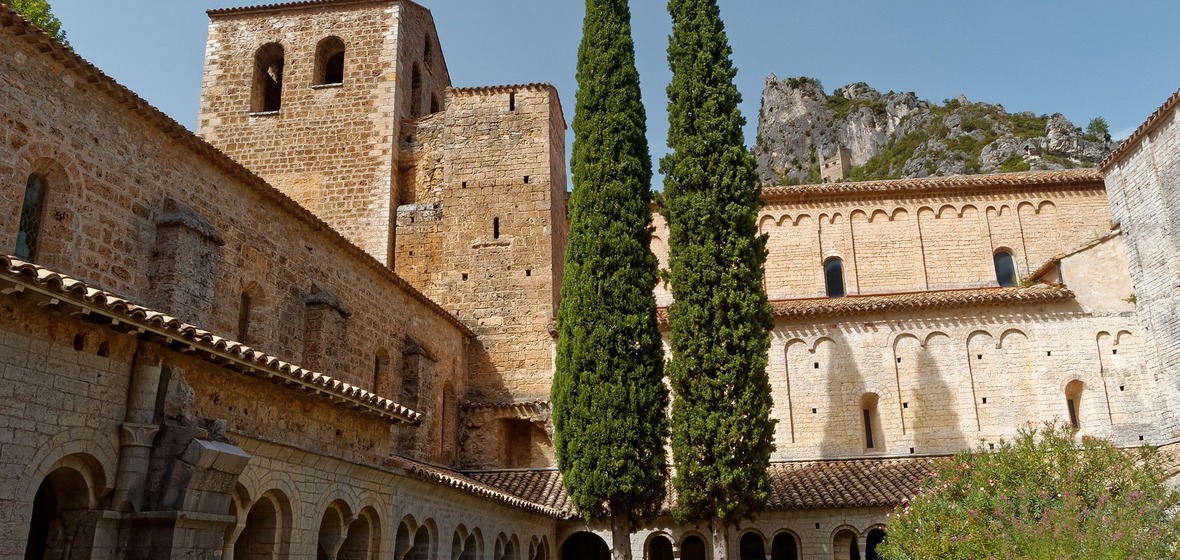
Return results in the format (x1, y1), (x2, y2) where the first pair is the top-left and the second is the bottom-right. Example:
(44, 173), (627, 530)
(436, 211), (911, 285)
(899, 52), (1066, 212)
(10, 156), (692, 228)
(112, 351), (163, 512)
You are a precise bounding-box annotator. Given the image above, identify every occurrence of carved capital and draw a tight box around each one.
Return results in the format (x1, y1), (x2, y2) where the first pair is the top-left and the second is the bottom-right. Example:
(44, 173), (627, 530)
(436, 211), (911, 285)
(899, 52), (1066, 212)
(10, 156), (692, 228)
(120, 422), (160, 448)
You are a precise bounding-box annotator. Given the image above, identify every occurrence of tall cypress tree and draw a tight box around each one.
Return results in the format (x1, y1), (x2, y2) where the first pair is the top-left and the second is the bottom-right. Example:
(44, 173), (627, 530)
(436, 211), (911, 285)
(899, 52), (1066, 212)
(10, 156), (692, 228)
(552, 1), (668, 558)
(660, 0), (775, 558)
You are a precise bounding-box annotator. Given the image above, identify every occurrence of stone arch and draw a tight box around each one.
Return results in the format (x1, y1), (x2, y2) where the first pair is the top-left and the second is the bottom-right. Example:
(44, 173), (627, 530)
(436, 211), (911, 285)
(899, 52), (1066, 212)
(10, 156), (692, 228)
(313, 36), (346, 86)
(237, 280), (266, 345)
(10, 150), (80, 267)
(235, 489), (293, 560)
(454, 524), (481, 560)
(680, 533), (708, 560)
(23, 437), (115, 506)
(831, 526), (860, 560)
(770, 530), (800, 560)
(739, 530), (767, 560)
(399, 517), (434, 560)
(339, 506), (380, 560)
(560, 532), (609, 560)
(24, 459), (102, 560)
(864, 526), (886, 560)
(317, 499), (353, 560)
(251, 42), (285, 112)
(759, 214), (777, 231)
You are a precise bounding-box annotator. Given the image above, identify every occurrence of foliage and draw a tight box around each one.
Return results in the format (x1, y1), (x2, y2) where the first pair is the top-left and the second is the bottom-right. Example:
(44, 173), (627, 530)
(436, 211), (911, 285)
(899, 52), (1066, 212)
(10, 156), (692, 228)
(660, 0), (775, 540)
(827, 90), (887, 121)
(552, 0), (668, 539)
(784, 76), (822, 90)
(878, 423), (1180, 560)
(1087, 116), (1111, 138)
(3, 0), (67, 45)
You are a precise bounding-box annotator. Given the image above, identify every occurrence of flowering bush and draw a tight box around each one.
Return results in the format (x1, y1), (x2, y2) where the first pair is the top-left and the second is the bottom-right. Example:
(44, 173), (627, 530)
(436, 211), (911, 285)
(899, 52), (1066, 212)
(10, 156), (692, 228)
(877, 423), (1180, 559)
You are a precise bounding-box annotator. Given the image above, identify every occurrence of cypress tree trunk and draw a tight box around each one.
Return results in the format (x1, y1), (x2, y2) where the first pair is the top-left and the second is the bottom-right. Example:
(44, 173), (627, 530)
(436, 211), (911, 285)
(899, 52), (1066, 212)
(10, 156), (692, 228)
(661, 0), (775, 556)
(552, 0), (668, 554)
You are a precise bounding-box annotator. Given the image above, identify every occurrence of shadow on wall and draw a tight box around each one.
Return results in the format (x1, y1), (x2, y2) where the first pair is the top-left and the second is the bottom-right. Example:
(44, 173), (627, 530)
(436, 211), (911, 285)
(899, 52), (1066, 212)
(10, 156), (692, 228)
(906, 334), (966, 454)
(820, 333), (867, 458)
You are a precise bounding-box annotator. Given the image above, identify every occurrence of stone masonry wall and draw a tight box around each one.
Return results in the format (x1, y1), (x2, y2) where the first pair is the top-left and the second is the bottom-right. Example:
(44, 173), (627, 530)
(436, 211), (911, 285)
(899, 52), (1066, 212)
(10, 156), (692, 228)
(198, 1), (451, 266)
(0, 15), (468, 463)
(1103, 100), (1180, 441)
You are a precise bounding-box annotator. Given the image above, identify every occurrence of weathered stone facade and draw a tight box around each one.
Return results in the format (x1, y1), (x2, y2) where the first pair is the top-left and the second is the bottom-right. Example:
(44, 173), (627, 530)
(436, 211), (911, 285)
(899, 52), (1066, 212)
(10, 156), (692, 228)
(2, 1), (1180, 559)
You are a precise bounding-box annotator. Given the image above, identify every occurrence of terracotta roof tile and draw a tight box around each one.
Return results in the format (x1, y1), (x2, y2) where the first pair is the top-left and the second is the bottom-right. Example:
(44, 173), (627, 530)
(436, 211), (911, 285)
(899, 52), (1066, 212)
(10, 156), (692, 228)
(465, 458), (942, 516)
(388, 457), (568, 517)
(657, 286), (1074, 325)
(762, 169), (1103, 202)
(208, 0), (403, 16)
(0, 4), (474, 340)
(766, 458), (939, 509)
(0, 255), (420, 424)
(1100, 88), (1180, 171)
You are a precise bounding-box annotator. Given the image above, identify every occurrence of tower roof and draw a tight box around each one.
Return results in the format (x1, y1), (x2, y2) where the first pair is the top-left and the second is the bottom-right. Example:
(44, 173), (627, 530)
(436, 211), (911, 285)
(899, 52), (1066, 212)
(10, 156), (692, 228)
(208, 0), (423, 17)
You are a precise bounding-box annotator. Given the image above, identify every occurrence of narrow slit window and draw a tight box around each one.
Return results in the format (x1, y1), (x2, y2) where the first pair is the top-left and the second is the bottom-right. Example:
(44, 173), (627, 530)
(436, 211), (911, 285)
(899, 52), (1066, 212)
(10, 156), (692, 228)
(509, 92), (516, 111)
(410, 64), (423, 117)
(863, 409), (875, 449)
(238, 292), (252, 342)
(994, 250), (1018, 287)
(430, 94), (441, 114)
(251, 43), (285, 112)
(1065, 380), (1084, 429)
(15, 174), (47, 260)
(824, 258), (846, 298)
(493, 217), (501, 239)
(313, 36), (345, 85)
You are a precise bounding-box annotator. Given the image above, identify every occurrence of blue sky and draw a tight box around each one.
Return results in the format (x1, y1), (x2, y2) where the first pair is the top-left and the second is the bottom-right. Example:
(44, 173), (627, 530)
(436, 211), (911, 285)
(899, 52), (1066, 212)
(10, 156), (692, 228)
(50, 1), (1179, 178)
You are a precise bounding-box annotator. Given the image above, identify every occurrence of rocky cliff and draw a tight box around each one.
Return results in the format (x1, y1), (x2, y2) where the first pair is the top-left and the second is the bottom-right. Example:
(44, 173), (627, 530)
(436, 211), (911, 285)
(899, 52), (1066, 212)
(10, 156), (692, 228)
(752, 75), (1113, 185)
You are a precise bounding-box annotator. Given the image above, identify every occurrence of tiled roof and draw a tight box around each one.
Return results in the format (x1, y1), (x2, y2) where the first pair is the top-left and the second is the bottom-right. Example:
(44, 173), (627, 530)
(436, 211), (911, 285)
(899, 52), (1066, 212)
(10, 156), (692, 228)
(465, 457), (941, 516)
(1100, 88), (1180, 171)
(0, 255), (420, 425)
(208, 0), (402, 16)
(0, 4), (474, 340)
(465, 469), (574, 517)
(388, 457), (568, 517)
(762, 169), (1103, 202)
(766, 458), (937, 510)
(657, 286), (1074, 325)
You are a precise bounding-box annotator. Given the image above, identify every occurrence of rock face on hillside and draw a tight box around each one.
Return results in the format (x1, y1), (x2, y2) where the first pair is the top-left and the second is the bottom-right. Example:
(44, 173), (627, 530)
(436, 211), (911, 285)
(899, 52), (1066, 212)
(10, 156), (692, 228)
(752, 75), (1113, 185)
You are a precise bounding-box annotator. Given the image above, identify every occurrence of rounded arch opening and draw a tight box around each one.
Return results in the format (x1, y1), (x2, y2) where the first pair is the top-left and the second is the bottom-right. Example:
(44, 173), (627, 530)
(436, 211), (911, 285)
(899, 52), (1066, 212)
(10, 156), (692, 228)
(1065, 379), (1085, 429)
(770, 531), (799, 560)
(314, 36), (346, 85)
(251, 43), (285, 112)
(681, 535), (707, 560)
(235, 490), (292, 560)
(739, 531), (766, 560)
(824, 257), (846, 298)
(865, 528), (886, 560)
(647, 534), (673, 560)
(993, 249), (1018, 287)
(560, 532), (609, 560)
(25, 465), (95, 560)
(833, 528), (860, 560)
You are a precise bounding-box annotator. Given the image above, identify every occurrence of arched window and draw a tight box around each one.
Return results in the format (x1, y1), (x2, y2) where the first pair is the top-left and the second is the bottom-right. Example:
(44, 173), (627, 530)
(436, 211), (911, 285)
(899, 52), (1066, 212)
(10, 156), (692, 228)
(410, 64), (423, 118)
(1065, 380), (1084, 429)
(424, 35), (434, 70)
(739, 533), (765, 560)
(770, 533), (798, 560)
(15, 174), (47, 260)
(833, 529), (860, 560)
(25, 465), (95, 559)
(252, 43), (285, 112)
(825, 257), (846, 298)
(561, 532), (609, 560)
(865, 529), (886, 560)
(861, 393), (882, 451)
(993, 250), (1018, 287)
(430, 93), (442, 114)
(313, 36), (345, 85)
(681, 536), (707, 560)
(648, 536), (674, 560)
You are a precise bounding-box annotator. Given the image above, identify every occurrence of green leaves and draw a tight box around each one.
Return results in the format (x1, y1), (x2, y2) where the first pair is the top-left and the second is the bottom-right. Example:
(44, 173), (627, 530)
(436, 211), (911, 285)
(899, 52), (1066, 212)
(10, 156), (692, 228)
(878, 423), (1180, 560)
(553, 0), (669, 526)
(661, 0), (775, 530)
(4, 0), (68, 45)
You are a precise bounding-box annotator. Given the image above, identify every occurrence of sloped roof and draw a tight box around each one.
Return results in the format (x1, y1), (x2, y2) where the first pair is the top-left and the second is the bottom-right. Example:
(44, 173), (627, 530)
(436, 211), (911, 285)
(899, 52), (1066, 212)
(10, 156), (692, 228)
(763, 169), (1103, 202)
(657, 286), (1074, 325)
(208, 0), (406, 16)
(0, 255), (420, 424)
(1099, 88), (1180, 171)
(465, 457), (941, 516)
(388, 456), (569, 517)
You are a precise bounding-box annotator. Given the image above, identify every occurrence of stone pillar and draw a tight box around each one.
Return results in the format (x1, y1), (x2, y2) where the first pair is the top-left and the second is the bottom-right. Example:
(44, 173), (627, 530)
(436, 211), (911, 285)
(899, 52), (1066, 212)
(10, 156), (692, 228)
(112, 352), (163, 512)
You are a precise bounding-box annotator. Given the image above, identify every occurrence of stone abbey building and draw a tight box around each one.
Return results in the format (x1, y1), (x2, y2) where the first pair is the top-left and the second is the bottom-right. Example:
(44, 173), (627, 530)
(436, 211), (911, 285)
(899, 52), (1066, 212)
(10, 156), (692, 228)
(2, 1), (1179, 559)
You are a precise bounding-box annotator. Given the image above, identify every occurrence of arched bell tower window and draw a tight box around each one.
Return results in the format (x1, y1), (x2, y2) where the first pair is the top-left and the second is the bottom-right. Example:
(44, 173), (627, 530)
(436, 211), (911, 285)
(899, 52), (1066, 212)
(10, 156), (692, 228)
(994, 249), (1018, 287)
(15, 174), (47, 261)
(251, 43), (285, 112)
(313, 36), (345, 86)
(824, 257), (846, 298)
(1065, 380), (1084, 429)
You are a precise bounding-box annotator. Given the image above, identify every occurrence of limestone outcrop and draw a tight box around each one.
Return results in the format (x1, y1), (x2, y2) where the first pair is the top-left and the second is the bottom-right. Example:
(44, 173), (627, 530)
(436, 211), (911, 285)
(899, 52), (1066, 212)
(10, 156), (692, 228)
(753, 75), (1113, 184)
